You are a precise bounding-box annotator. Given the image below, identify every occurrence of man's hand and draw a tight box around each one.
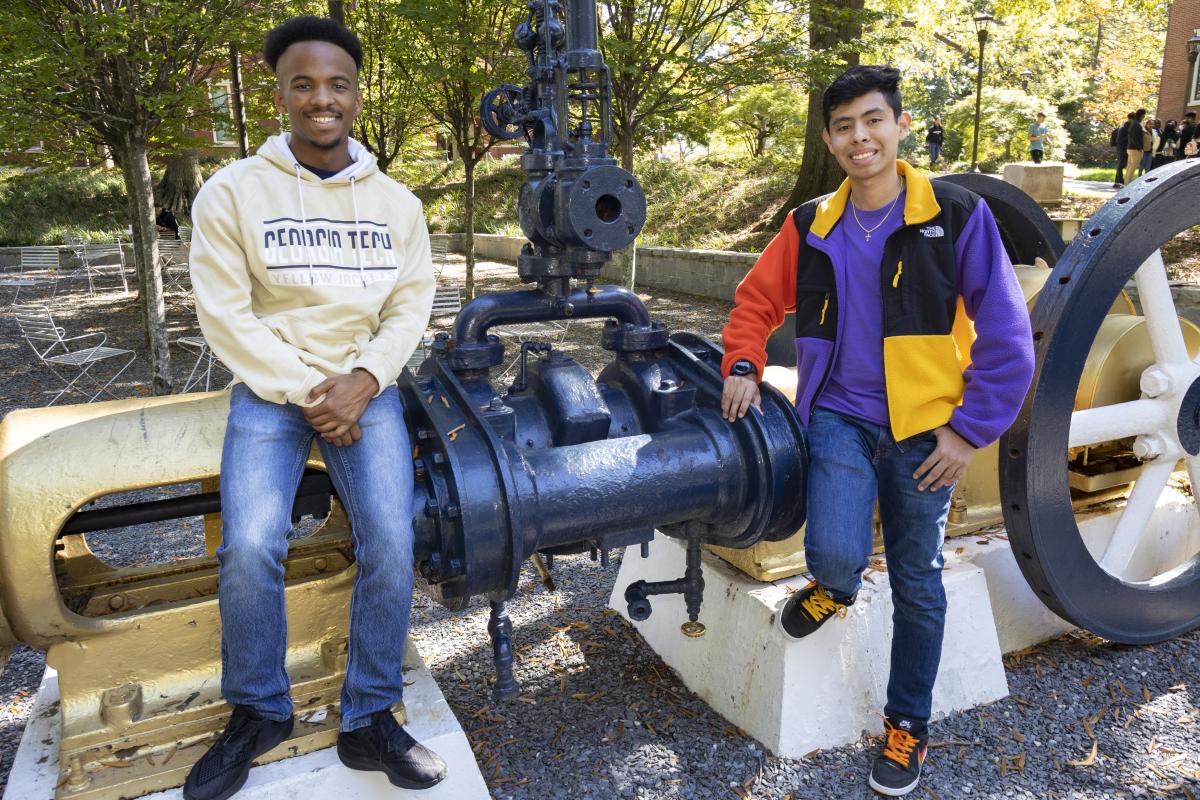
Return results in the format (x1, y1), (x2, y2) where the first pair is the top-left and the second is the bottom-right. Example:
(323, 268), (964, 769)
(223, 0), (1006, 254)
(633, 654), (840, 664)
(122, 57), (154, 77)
(302, 369), (379, 446)
(913, 425), (974, 492)
(721, 375), (761, 422)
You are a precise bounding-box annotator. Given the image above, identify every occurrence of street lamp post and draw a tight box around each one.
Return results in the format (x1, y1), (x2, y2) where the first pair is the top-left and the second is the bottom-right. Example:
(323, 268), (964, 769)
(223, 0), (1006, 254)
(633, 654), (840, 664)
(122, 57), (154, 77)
(970, 14), (995, 173)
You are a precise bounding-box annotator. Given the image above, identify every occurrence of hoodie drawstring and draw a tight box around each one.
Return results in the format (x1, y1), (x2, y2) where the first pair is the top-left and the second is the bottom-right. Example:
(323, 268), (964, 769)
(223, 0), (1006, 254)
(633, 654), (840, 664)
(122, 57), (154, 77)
(350, 176), (364, 287)
(293, 164), (316, 286)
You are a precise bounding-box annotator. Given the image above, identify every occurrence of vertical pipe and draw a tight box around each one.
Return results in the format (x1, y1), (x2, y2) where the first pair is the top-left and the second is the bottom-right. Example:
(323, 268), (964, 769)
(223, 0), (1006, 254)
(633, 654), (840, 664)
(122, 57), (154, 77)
(566, 0), (599, 52)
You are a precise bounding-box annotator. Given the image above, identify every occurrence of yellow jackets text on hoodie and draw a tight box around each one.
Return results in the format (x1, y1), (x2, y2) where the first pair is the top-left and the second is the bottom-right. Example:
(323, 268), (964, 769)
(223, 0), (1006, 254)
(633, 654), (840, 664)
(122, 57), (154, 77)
(191, 134), (435, 406)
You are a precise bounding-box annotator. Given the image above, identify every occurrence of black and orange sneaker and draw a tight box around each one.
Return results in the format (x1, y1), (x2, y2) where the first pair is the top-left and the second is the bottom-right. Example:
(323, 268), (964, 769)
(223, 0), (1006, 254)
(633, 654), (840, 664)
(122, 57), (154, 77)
(776, 580), (855, 639)
(869, 715), (928, 796)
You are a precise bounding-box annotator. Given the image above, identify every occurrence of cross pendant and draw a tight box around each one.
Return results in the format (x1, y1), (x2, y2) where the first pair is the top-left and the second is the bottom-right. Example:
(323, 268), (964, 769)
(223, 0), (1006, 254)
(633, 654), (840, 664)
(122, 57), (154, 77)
(865, 232), (871, 242)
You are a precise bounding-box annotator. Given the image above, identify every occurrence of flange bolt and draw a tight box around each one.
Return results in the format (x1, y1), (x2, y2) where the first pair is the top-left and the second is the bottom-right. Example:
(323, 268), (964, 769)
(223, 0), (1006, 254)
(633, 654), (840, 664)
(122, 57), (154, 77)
(1140, 367), (1171, 398)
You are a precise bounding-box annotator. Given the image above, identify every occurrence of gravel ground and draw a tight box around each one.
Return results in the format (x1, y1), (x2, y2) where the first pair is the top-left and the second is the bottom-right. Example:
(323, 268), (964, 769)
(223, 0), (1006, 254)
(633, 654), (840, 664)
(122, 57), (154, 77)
(0, 256), (1197, 799)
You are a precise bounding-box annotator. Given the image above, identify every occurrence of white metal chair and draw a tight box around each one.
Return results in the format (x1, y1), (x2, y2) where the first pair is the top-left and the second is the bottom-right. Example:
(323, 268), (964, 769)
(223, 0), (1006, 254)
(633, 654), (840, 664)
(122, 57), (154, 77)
(1, 248), (57, 304)
(13, 305), (137, 405)
(430, 238), (450, 279)
(496, 319), (571, 377)
(430, 285), (462, 319)
(175, 335), (230, 392)
(405, 335), (435, 372)
(159, 240), (192, 297)
(82, 241), (130, 294)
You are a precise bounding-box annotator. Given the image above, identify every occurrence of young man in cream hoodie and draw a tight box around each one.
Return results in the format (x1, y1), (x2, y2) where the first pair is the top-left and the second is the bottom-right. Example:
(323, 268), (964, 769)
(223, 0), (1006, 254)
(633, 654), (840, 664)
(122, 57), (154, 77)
(184, 17), (441, 800)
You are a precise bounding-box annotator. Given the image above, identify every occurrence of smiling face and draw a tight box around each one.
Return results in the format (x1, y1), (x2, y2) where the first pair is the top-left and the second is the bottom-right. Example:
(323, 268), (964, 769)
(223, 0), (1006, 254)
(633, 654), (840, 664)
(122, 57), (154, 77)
(821, 90), (911, 186)
(272, 40), (362, 169)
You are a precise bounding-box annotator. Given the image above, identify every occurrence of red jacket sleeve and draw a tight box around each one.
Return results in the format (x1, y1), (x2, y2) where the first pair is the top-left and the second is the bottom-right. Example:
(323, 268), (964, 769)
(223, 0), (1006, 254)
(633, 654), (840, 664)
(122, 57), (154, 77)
(720, 211), (800, 379)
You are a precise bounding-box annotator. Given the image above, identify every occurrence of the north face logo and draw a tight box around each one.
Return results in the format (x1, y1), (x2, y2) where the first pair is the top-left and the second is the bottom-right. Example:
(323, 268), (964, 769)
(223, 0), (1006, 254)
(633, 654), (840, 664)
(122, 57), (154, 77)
(920, 225), (945, 238)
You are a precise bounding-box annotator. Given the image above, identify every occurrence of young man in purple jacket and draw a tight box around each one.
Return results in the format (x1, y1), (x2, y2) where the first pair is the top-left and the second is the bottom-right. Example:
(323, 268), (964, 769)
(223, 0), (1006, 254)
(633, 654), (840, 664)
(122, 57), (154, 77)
(720, 65), (1034, 796)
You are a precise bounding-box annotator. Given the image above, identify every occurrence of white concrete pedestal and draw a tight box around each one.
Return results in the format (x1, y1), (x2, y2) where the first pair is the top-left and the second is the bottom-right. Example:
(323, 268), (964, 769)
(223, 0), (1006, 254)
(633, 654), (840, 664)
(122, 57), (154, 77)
(609, 490), (1198, 758)
(3, 642), (489, 800)
(610, 538), (1010, 757)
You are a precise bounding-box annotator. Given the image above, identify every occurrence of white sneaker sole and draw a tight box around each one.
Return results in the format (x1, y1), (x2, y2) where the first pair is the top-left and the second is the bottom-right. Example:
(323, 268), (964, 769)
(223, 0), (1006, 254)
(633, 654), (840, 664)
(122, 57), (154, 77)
(868, 771), (920, 796)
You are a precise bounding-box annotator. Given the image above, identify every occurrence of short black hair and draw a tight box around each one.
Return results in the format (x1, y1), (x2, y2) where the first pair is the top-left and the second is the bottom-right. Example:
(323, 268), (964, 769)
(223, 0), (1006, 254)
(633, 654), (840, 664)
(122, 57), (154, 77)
(1134, 108), (1147, 120)
(822, 65), (902, 129)
(1036, 112), (1046, 118)
(264, 16), (363, 73)
(1127, 112), (1137, 121)
(1186, 111), (1197, 120)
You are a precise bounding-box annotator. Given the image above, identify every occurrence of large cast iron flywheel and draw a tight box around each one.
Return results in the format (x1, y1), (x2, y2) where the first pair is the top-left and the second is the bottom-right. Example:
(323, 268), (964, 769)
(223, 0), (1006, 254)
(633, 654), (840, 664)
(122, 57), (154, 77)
(1001, 159), (1200, 644)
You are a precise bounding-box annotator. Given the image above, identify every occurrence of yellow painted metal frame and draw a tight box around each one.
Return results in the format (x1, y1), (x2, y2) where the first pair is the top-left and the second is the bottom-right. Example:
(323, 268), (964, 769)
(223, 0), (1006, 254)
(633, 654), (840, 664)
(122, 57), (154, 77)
(0, 392), (369, 799)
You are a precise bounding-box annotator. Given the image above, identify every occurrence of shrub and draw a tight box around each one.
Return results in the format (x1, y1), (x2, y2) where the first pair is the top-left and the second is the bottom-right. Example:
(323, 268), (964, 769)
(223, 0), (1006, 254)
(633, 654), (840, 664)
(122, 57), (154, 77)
(0, 167), (129, 246)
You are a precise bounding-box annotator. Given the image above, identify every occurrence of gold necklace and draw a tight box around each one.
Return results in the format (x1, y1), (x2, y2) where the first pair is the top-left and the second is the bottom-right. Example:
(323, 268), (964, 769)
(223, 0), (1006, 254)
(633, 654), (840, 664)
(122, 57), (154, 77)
(849, 184), (903, 242)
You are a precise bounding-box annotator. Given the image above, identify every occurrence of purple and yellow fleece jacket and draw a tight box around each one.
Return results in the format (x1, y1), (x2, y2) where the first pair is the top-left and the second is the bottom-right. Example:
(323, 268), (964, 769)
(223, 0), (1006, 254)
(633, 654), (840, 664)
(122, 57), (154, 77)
(721, 161), (1035, 449)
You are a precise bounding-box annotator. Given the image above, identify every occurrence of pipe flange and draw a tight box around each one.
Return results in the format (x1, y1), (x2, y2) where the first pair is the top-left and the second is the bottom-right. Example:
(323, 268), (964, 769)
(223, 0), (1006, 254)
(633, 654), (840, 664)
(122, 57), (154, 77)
(438, 335), (506, 371)
(601, 319), (669, 352)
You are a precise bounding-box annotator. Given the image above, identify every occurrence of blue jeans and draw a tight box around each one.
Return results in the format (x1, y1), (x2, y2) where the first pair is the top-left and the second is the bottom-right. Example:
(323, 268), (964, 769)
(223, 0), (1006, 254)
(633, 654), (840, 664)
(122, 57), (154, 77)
(218, 383), (415, 732)
(804, 407), (953, 722)
(928, 143), (940, 165)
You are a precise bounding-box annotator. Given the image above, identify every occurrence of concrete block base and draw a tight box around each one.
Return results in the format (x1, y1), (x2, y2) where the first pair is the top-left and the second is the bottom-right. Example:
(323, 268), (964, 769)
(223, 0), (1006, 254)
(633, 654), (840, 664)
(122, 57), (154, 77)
(1002, 162), (1064, 206)
(609, 537), (1010, 758)
(3, 641), (489, 800)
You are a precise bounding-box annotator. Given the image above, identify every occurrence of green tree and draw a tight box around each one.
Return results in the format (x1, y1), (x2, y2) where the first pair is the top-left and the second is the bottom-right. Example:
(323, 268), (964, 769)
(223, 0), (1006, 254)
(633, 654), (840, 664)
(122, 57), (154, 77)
(390, 0), (524, 299)
(0, 1), (274, 394)
(942, 87), (1063, 168)
(600, 0), (790, 171)
(347, 0), (428, 173)
(718, 84), (806, 157)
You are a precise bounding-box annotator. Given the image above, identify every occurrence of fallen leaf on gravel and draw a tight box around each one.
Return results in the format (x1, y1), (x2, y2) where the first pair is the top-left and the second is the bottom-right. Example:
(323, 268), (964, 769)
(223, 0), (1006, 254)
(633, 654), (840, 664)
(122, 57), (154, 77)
(1147, 736), (1157, 754)
(1081, 676), (1095, 689)
(1143, 685), (1152, 702)
(999, 752), (1026, 775)
(1067, 741), (1098, 768)
(1011, 726), (1025, 743)
(921, 784), (942, 800)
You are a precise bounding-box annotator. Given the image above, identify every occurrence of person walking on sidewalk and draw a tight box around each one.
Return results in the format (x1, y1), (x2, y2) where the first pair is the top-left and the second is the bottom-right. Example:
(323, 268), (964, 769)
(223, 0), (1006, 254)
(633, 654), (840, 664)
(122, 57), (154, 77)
(183, 15), (444, 800)
(719, 65), (1034, 797)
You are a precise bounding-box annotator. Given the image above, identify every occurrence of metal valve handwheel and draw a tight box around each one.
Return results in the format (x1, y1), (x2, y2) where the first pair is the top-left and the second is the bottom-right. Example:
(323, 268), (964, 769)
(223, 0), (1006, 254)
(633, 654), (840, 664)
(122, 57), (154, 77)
(1002, 159), (1200, 644)
(480, 85), (527, 140)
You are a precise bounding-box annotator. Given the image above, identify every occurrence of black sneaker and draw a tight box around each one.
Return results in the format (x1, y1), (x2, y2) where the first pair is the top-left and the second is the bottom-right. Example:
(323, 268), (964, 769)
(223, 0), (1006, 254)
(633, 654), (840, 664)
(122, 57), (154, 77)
(776, 580), (855, 639)
(337, 709), (448, 789)
(869, 715), (928, 796)
(183, 706), (294, 800)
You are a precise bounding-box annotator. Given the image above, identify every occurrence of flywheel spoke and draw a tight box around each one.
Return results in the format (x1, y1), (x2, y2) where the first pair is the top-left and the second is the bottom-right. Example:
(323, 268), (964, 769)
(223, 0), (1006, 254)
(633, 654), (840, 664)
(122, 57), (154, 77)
(1098, 459), (1174, 576)
(1068, 399), (1169, 449)
(1134, 250), (1191, 368)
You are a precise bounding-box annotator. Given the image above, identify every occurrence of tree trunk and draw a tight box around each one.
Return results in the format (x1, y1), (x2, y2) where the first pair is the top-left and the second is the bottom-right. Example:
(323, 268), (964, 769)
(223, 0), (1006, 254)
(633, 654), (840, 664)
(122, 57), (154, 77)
(328, 1), (345, 24)
(157, 150), (203, 214)
(463, 156), (476, 299)
(620, 131), (634, 172)
(767, 0), (864, 230)
(229, 42), (249, 159)
(121, 136), (173, 395)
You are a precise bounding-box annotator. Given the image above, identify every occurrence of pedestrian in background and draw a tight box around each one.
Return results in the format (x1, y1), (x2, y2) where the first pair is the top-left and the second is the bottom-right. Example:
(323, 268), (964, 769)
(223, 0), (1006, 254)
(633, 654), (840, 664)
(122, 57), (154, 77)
(1027, 112), (1049, 163)
(1112, 115), (1131, 188)
(924, 116), (943, 169)
(1124, 108), (1146, 185)
(1138, 118), (1158, 177)
(1155, 120), (1179, 169)
(1177, 112), (1196, 161)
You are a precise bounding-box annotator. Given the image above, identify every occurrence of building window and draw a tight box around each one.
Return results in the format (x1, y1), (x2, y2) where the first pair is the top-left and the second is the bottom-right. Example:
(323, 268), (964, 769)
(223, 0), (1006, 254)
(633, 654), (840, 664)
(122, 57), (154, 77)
(209, 81), (235, 144)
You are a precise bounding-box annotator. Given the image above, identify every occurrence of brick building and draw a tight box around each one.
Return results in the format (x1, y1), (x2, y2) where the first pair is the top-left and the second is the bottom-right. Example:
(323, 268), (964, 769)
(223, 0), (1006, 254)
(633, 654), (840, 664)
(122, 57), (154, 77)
(1158, 0), (1200, 122)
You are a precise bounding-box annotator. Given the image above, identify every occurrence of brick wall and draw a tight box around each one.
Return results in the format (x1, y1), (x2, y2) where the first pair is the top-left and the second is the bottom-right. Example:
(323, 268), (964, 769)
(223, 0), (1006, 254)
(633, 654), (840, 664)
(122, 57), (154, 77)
(1158, 0), (1200, 122)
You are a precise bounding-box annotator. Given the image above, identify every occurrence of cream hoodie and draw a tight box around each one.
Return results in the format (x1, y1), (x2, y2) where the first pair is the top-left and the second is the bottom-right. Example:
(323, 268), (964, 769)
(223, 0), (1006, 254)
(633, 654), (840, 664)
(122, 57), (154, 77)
(191, 134), (435, 406)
